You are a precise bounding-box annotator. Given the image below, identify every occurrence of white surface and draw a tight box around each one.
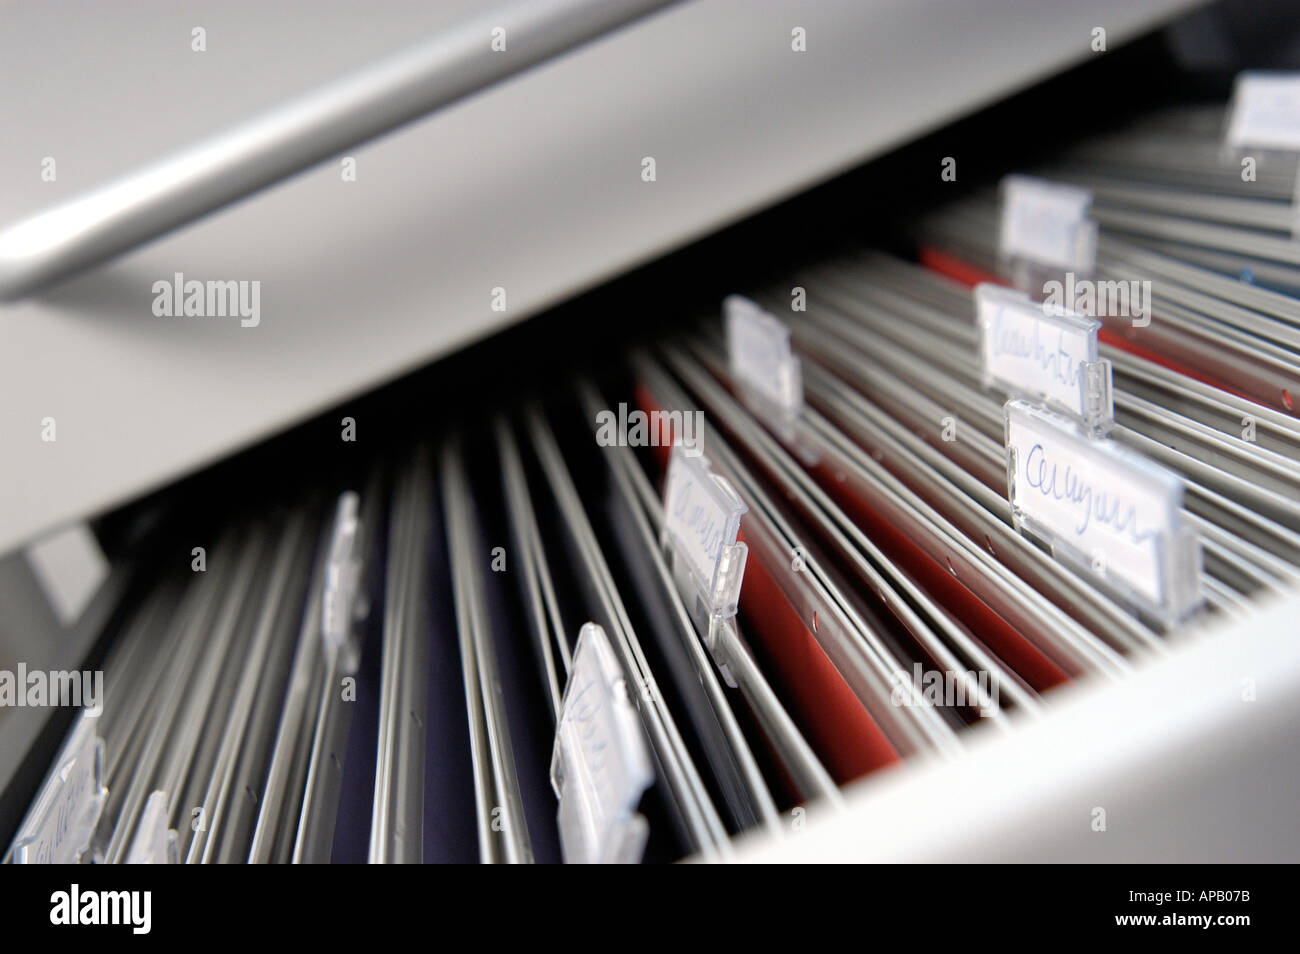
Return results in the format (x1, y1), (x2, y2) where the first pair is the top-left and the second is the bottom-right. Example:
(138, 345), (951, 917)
(0, 0), (1200, 555)
(1006, 399), (1182, 608)
(977, 283), (1102, 421)
(729, 587), (1300, 862)
(23, 522), (108, 627)
(999, 174), (1099, 272)
(1225, 71), (1300, 151)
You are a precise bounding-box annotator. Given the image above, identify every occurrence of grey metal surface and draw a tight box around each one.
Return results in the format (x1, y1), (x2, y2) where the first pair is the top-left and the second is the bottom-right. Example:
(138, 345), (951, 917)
(0, 0), (677, 301)
(0, 0), (1200, 556)
(368, 451), (432, 864)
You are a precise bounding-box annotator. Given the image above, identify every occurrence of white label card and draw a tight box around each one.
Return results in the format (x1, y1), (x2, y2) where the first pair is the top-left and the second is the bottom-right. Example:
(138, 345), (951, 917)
(662, 447), (746, 599)
(1225, 72), (1300, 153)
(999, 175), (1097, 273)
(551, 623), (652, 864)
(725, 295), (803, 415)
(1005, 400), (1185, 608)
(977, 283), (1103, 421)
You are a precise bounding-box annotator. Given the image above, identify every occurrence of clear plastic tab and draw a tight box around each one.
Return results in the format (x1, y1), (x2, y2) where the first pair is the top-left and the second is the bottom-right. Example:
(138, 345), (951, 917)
(999, 175), (1097, 277)
(1004, 400), (1202, 628)
(9, 711), (106, 864)
(1221, 73), (1300, 235)
(125, 790), (179, 864)
(1225, 71), (1300, 153)
(321, 491), (364, 671)
(550, 623), (653, 864)
(976, 283), (1113, 434)
(662, 447), (748, 618)
(660, 446), (749, 684)
(725, 295), (804, 424)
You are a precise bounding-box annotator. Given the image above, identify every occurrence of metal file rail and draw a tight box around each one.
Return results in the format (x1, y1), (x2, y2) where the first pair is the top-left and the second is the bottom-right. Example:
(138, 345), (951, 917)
(521, 406), (732, 860)
(12, 406), (814, 862)
(369, 451), (433, 864)
(442, 437), (534, 865)
(832, 251), (1300, 488)
(1045, 104), (1300, 203)
(687, 323), (1150, 673)
(574, 379), (835, 817)
(776, 256), (1300, 595)
(917, 197), (1300, 417)
(674, 336), (1139, 679)
(291, 481), (383, 863)
(664, 345), (1053, 712)
(779, 281), (1271, 615)
(14, 90), (1300, 861)
(634, 353), (971, 759)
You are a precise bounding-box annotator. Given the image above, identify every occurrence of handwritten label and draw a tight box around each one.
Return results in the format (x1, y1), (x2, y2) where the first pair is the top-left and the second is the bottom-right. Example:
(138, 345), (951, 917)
(1005, 400), (1185, 607)
(977, 283), (1106, 422)
(1225, 72), (1300, 153)
(999, 175), (1097, 273)
(725, 295), (803, 415)
(551, 623), (652, 864)
(10, 713), (105, 864)
(662, 447), (746, 598)
(125, 791), (178, 864)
